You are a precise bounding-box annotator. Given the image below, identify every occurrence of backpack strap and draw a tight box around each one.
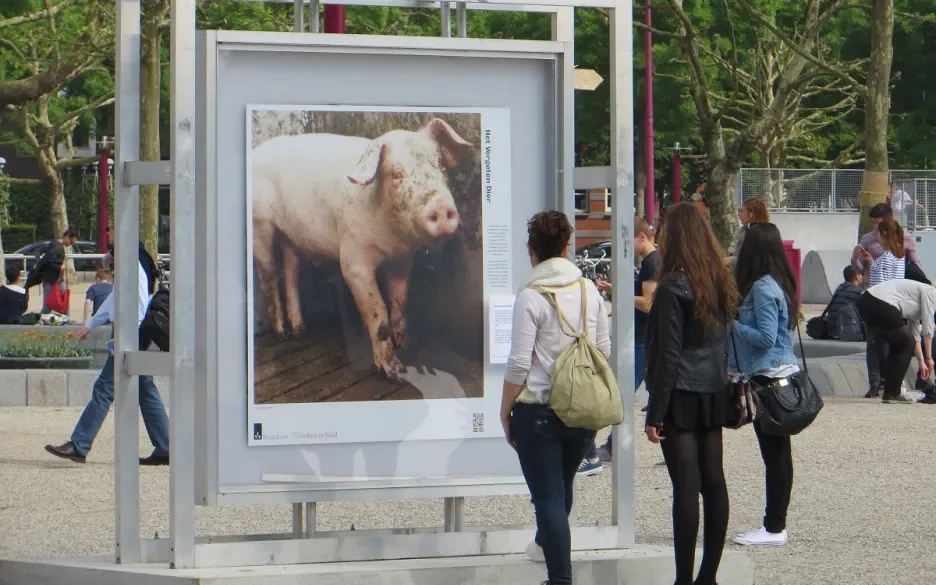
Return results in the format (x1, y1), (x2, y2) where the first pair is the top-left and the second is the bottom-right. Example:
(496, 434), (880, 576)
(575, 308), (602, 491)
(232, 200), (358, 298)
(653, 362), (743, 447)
(532, 281), (587, 339)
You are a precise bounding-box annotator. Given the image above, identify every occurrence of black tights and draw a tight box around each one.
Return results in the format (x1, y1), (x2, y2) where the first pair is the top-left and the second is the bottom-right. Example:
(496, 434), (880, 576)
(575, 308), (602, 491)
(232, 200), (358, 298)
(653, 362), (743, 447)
(660, 426), (729, 585)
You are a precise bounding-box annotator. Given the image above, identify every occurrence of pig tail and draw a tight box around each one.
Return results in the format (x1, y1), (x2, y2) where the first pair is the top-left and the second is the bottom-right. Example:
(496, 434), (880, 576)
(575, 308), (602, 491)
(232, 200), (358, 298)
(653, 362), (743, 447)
(527, 210), (575, 261)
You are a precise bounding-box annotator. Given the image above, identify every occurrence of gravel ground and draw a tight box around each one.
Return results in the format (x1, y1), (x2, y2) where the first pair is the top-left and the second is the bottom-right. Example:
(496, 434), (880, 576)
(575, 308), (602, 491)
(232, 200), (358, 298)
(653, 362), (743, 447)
(1, 399), (934, 585)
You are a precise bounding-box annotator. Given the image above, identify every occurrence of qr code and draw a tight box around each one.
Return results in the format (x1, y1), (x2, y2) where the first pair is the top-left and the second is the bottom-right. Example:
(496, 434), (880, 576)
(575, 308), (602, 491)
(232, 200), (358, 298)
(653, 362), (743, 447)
(472, 412), (484, 433)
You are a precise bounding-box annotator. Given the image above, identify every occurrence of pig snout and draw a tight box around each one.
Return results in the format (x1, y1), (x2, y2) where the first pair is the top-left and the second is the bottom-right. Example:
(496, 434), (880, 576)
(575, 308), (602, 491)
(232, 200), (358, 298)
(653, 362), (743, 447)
(421, 196), (460, 238)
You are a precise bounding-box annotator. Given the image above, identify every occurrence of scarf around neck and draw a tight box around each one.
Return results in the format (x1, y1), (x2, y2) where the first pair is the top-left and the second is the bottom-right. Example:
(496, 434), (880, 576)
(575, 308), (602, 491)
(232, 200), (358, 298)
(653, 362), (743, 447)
(521, 257), (583, 291)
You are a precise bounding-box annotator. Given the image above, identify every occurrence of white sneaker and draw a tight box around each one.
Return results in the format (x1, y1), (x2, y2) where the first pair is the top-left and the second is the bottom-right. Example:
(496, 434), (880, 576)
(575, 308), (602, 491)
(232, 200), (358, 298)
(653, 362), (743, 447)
(525, 541), (545, 562)
(732, 526), (788, 547)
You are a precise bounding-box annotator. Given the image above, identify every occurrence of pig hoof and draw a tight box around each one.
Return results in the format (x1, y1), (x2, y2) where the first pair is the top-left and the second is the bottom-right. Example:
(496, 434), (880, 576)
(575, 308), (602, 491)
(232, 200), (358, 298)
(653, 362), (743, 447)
(289, 322), (306, 337)
(378, 357), (406, 380)
(274, 326), (289, 341)
(391, 329), (406, 350)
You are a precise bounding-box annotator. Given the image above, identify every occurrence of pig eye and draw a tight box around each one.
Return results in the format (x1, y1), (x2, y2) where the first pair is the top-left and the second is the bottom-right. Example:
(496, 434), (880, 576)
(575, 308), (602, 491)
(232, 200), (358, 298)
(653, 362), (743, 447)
(392, 168), (405, 181)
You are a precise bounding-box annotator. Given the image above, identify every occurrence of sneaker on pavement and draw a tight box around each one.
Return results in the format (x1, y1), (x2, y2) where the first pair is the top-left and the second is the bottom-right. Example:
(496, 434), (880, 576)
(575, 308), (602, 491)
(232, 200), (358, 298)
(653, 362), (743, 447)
(577, 458), (602, 477)
(864, 387), (882, 398)
(883, 393), (916, 404)
(732, 527), (788, 547)
(525, 541), (545, 562)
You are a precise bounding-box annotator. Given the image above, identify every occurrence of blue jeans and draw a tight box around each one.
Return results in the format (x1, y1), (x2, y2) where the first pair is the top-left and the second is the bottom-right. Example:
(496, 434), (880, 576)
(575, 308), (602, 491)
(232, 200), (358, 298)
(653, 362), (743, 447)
(71, 354), (170, 457)
(585, 342), (644, 459)
(513, 403), (595, 585)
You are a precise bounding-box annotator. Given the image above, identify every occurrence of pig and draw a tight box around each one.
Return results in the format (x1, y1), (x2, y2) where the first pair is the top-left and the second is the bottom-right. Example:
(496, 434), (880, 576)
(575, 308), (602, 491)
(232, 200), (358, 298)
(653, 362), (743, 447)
(251, 118), (473, 378)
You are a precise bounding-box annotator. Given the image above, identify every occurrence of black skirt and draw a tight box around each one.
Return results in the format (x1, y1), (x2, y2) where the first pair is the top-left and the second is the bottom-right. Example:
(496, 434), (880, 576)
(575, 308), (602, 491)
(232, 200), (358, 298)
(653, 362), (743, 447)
(662, 388), (733, 432)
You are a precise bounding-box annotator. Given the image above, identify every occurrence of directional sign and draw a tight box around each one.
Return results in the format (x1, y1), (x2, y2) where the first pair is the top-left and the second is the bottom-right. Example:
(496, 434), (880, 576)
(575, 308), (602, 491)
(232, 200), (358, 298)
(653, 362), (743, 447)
(574, 68), (604, 91)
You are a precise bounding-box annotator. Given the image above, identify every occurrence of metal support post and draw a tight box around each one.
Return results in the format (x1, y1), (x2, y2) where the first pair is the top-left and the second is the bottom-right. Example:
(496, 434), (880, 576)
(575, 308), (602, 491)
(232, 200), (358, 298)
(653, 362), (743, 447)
(309, 0), (320, 33)
(304, 503), (317, 537)
(452, 497), (464, 532)
(443, 497), (454, 532)
(113, 0), (142, 565)
(552, 7), (575, 225)
(610, 1), (636, 548)
(456, 2), (467, 37)
(292, 504), (304, 538)
(293, 0), (304, 32)
(831, 170), (837, 211)
(169, 0), (198, 568)
(440, 2), (451, 37)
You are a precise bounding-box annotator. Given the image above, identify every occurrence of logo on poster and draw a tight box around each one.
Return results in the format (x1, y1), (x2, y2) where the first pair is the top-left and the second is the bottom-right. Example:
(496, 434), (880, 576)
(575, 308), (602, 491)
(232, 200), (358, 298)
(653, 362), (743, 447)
(253, 423), (263, 440)
(472, 412), (484, 433)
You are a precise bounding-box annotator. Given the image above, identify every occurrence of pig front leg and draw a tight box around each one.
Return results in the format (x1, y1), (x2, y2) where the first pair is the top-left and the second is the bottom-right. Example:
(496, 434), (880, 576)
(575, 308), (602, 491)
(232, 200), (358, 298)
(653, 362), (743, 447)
(280, 241), (305, 337)
(339, 246), (404, 378)
(386, 255), (412, 350)
(253, 219), (287, 339)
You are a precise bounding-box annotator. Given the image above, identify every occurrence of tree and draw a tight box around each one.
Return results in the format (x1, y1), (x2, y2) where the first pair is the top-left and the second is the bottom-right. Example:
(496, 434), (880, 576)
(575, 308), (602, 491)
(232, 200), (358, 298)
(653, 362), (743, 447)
(858, 0), (894, 237)
(1, 0), (114, 238)
(139, 0), (170, 258)
(650, 0), (854, 248)
(0, 0), (106, 109)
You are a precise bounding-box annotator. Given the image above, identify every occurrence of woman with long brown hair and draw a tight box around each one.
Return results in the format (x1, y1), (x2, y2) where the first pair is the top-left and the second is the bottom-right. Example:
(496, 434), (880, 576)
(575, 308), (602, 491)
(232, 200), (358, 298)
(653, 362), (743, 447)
(863, 217), (906, 286)
(724, 198), (769, 267)
(645, 202), (738, 585)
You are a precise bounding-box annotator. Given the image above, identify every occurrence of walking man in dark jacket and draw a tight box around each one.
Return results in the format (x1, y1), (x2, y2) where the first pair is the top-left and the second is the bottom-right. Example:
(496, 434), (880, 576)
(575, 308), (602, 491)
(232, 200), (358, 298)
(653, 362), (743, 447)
(25, 227), (77, 313)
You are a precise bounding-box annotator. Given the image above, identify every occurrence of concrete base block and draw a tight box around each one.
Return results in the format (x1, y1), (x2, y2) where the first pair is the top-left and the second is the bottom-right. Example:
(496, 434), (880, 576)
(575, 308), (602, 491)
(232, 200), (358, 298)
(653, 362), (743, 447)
(0, 547), (754, 585)
(0, 370), (27, 406)
(26, 370), (68, 406)
(67, 370), (99, 406)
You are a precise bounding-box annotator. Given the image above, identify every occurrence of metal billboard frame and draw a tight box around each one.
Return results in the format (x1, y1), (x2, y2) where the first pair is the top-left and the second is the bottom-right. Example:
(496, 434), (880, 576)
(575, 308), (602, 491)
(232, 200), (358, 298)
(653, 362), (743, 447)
(112, 0), (634, 570)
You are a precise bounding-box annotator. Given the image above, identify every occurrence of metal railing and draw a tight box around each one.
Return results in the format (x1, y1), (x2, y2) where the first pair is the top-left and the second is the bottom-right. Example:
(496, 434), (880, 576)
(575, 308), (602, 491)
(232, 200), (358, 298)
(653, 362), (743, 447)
(737, 168), (936, 212)
(4, 252), (171, 283)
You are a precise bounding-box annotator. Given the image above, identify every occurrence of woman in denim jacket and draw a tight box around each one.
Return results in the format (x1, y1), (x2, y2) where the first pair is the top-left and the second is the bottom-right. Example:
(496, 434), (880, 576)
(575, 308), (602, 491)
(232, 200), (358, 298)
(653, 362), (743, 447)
(728, 222), (801, 548)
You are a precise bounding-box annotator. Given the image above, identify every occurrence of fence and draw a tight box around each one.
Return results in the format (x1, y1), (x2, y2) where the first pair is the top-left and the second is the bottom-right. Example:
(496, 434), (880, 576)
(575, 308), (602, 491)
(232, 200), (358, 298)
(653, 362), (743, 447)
(4, 253), (171, 286)
(737, 168), (936, 213)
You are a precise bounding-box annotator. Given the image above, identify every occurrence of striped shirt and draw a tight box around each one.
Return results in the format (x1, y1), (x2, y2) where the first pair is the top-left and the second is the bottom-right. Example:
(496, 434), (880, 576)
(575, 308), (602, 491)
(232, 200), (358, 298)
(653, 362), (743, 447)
(869, 251), (905, 286)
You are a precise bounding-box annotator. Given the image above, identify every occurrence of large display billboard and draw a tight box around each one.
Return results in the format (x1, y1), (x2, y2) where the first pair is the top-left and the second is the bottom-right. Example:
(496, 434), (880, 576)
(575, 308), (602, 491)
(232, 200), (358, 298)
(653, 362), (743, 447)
(245, 105), (512, 446)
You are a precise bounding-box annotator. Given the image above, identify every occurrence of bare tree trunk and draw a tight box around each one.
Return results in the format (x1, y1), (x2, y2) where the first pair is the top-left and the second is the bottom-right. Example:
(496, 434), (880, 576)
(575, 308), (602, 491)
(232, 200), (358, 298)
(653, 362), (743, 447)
(707, 163), (739, 253)
(858, 0), (894, 239)
(139, 0), (166, 258)
(39, 153), (69, 238)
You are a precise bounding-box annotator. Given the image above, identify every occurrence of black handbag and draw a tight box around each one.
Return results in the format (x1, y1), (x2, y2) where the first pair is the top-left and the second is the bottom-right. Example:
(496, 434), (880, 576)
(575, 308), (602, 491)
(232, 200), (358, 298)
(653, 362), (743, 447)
(753, 323), (824, 436)
(725, 325), (756, 430)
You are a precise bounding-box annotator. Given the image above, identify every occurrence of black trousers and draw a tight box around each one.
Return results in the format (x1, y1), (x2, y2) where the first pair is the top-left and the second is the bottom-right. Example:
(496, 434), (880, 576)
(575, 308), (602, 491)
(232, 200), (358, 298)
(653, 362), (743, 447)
(751, 376), (793, 534)
(857, 293), (916, 397)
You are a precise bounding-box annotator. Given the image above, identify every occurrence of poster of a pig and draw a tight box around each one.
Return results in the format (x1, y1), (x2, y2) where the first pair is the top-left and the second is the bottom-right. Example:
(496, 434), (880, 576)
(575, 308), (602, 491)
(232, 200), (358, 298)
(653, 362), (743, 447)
(246, 105), (513, 446)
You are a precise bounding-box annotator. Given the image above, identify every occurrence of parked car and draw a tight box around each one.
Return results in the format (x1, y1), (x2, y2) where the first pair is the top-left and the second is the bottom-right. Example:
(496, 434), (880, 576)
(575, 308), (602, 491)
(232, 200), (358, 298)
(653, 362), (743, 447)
(4, 240), (103, 274)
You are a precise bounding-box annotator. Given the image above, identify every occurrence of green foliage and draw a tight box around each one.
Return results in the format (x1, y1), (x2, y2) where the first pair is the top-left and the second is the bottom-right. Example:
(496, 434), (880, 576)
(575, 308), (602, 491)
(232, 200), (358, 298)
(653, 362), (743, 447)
(0, 223), (37, 250)
(0, 330), (92, 358)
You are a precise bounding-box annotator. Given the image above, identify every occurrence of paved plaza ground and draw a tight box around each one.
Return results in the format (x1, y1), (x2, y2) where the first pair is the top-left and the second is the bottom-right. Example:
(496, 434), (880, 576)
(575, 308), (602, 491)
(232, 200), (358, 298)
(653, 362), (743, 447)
(1, 399), (934, 584)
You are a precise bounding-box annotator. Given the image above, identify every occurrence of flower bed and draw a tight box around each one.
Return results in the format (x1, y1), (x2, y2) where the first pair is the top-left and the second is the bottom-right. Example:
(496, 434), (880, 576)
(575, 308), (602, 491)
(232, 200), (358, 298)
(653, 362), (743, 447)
(0, 330), (94, 369)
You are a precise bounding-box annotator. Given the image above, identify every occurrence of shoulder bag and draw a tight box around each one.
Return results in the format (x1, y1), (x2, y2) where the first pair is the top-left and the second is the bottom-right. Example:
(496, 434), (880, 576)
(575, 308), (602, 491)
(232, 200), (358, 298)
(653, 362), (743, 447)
(725, 324), (756, 430)
(753, 322), (824, 436)
(805, 288), (842, 340)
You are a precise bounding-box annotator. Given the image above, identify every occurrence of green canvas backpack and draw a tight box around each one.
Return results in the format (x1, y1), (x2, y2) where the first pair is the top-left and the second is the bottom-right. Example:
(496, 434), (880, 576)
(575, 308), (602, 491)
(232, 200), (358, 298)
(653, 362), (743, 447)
(532, 278), (624, 431)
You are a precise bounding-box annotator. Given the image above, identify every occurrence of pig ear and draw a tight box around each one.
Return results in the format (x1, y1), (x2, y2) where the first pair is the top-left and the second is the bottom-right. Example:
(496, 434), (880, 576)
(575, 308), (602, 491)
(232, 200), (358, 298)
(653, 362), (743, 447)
(347, 142), (386, 186)
(424, 118), (473, 168)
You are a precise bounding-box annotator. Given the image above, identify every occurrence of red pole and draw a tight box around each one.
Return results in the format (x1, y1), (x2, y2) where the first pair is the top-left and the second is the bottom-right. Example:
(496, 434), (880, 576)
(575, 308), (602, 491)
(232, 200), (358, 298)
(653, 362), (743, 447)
(98, 148), (109, 252)
(644, 0), (655, 225)
(673, 148), (681, 203)
(324, 5), (345, 33)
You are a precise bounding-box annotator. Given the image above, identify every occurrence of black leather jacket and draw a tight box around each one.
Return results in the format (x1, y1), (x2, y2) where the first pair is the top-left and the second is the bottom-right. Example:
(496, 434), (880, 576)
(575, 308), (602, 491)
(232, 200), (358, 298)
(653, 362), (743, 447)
(645, 272), (729, 427)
